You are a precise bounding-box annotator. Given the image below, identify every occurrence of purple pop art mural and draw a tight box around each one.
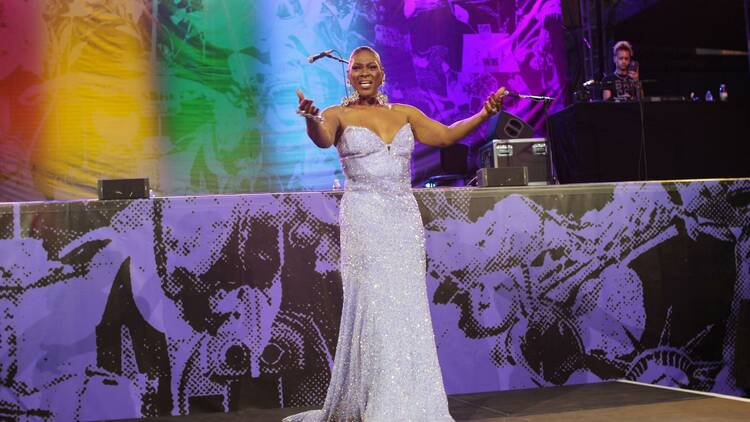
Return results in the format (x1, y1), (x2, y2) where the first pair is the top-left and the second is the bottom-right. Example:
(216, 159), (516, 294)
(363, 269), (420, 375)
(371, 0), (567, 185)
(0, 194), (342, 419)
(420, 182), (747, 394)
(1, 180), (749, 421)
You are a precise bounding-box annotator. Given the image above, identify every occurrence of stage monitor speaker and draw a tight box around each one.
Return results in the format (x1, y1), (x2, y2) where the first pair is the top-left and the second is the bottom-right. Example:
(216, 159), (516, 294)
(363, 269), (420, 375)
(97, 178), (150, 200)
(476, 167), (528, 187)
(487, 111), (534, 141)
(479, 138), (549, 185)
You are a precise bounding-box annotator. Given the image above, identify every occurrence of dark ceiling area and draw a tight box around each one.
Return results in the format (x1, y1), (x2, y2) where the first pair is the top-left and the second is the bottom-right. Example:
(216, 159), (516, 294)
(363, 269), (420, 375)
(614, 0), (748, 51)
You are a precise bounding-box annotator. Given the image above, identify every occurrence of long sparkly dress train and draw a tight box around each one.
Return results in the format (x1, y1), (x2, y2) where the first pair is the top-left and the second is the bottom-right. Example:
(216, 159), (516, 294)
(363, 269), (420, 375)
(283, 123), (454, 421)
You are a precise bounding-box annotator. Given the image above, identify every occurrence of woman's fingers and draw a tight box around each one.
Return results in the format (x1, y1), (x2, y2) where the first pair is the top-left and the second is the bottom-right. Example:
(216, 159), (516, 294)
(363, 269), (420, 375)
(296, 91), (321, 118)
(299, 98), (315, 113)
(482, 86), (508, 115)
(491, 87), (506, 103)
(483, 92), (504, 114)
(492, 88), (506, 105)
(297, 89), (318, 114)
(489, 96), (499, 110)
(485, 98), (498, 114)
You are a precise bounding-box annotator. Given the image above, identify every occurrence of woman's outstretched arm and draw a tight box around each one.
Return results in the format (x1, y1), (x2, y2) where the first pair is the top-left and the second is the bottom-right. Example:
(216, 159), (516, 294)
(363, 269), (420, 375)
(297, 89), (341, 148)
(399, 87), (506, 147)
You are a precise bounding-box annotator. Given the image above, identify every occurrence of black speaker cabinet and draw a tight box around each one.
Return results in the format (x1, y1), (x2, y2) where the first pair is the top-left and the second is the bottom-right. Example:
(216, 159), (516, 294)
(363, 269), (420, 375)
(487, 111), (534, 140)
(97, 178), (150, 200)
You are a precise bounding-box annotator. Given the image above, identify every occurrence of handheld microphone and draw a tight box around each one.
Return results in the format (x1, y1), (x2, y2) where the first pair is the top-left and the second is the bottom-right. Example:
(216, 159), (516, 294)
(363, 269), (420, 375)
(308, 49), (334, 63)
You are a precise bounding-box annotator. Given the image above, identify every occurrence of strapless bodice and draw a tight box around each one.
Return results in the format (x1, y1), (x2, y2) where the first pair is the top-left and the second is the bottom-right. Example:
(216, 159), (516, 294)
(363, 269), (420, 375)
(335, 123), (413, 194)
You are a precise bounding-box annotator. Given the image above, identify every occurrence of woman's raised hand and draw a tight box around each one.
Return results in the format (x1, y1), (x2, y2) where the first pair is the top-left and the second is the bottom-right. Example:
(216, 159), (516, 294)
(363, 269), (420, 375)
(296, 89), (322, 121)
(483, 87), (507, 115)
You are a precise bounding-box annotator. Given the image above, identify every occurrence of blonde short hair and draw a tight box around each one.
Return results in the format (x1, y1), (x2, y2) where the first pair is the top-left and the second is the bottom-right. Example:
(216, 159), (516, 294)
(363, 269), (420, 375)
(613, 41), (634, 57)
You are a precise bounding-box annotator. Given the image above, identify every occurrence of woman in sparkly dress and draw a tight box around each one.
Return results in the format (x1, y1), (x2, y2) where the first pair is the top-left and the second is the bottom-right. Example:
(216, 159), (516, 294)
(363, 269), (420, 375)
(285, 46), (505, 422)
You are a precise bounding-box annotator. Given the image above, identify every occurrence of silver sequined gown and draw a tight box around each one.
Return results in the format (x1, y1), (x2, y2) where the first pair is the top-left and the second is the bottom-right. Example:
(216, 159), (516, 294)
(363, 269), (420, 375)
(283, 123), (454, 421)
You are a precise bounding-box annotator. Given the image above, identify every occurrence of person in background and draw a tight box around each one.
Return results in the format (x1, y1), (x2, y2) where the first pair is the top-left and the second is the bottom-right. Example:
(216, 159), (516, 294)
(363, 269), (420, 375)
(602, 40), (643, 101)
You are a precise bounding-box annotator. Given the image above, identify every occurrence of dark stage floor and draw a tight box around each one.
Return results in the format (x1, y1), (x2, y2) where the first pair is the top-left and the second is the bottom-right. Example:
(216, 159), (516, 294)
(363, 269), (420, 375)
(118, 381), (750, 421)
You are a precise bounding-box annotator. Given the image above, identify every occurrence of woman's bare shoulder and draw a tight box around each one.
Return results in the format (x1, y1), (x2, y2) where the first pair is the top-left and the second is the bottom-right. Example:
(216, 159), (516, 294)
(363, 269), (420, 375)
(322, 104), (344, 116)
(390, 103), (417, 112)
(390, 103), (427, 121)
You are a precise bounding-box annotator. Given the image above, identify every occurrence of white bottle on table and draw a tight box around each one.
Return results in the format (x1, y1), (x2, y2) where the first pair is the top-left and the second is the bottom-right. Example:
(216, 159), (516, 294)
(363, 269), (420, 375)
(719, 84), (728, 101)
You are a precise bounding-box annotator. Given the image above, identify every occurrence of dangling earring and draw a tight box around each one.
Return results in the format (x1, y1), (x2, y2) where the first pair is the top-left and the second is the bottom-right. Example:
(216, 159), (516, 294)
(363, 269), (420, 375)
(376, 78), (389, 106)
(341, 79), (359, 106)
(341, 90), (360, 106)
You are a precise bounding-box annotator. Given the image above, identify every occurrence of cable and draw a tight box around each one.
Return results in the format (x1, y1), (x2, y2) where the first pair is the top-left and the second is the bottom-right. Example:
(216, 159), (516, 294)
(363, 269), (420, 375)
(543, 99), (559, 184)
(333, 49), (349, 99)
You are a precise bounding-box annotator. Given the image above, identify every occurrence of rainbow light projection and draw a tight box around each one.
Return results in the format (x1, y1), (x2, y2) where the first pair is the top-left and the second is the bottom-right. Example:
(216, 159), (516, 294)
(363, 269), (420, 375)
(0, 1), (566, 201)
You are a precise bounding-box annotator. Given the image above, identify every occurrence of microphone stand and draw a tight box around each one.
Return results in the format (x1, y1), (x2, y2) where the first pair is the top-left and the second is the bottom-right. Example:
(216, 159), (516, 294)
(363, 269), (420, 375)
(506, 92), (558, 185)
(324, 53), (349, 65)
(542, 98), (559, 184)
(302, 51), (351, 122)
(328, 51), (350, 99)
(515, 93), (556, 102)
(636, 80), (648, 180)
(312, 52), (351, 98)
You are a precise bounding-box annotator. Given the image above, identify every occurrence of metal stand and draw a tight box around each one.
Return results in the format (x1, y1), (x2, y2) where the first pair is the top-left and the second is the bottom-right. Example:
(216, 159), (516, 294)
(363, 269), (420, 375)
(636, 80), (648, 180)
(503, 93), (557, 184)
(542, 99), (559, 185)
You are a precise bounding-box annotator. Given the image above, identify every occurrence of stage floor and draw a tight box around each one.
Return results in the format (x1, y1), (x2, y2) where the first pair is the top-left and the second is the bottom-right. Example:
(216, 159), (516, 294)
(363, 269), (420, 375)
(118, 381), (750, 421)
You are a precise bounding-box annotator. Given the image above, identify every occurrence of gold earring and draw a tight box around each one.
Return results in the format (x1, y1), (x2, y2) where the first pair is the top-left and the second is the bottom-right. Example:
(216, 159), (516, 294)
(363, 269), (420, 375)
(341, 90), (360, 106)
(376, 80), (388, 106)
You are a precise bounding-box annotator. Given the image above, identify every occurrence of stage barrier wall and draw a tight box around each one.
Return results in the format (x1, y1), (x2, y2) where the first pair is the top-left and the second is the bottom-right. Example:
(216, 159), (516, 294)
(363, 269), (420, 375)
(1, 180), (749, 420)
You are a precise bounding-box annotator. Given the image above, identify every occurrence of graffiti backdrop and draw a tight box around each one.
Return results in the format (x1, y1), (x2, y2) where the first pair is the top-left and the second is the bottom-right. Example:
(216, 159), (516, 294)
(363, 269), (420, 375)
(0, 0), (566, 201)
(0, 180), (749, 420)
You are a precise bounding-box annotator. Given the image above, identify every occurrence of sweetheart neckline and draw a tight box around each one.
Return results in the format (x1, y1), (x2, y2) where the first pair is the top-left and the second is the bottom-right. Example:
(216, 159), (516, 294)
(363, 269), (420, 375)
(343, 123), (411, 146)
